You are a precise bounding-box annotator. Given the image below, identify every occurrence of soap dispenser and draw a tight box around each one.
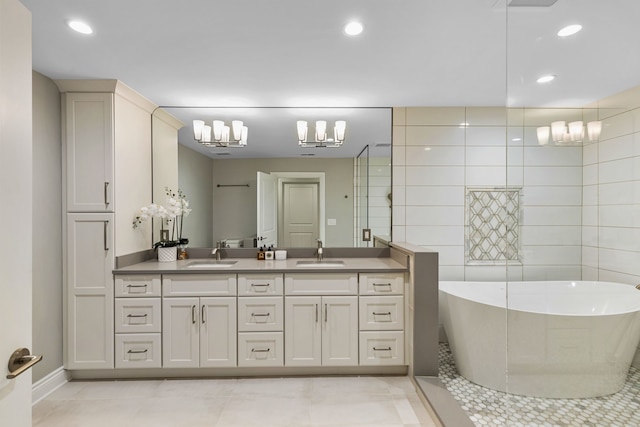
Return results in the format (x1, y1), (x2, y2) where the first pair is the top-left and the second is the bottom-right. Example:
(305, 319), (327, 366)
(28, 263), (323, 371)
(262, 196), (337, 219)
(257, 246), (265, 260)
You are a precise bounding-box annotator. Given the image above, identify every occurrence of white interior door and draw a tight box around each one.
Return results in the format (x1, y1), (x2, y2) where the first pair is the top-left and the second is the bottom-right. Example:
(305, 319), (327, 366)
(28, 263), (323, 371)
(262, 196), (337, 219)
(282, 182), (319, 247)
(0, 0), (33, 424)
(256, 171), (278, 247)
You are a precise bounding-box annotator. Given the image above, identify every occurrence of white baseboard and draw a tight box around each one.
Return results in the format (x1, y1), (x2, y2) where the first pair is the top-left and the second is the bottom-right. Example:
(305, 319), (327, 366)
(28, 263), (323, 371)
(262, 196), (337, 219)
(32, 367), (70, 406)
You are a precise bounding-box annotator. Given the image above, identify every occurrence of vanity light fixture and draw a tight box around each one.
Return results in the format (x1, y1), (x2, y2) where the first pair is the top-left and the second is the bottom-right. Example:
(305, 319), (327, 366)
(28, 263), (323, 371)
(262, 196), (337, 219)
(297, 120), (346, 148)
(193, 119), (248, 147)
(536, 120), (602, 145)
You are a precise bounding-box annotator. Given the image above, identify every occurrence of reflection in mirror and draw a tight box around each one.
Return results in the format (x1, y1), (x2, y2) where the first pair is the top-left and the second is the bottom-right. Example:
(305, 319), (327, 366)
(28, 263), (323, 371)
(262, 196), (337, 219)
(153, 107), (392, 248)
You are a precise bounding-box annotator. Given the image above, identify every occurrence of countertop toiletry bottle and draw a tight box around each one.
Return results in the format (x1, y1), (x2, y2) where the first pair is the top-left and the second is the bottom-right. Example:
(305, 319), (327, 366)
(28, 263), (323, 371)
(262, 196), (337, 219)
(265, 245), (274, 260)
(257, 247), (265, 260)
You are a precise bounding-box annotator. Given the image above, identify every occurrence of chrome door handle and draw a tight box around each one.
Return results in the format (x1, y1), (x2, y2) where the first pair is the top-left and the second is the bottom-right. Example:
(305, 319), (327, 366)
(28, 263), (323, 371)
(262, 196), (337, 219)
(315, 304), (318, 323)
(104, 182), (110, 207)
(103, 221), (109, 251)
(7, 348), (42, 379)
(191, 305), (197, 324)
(201, 305), (206, 324)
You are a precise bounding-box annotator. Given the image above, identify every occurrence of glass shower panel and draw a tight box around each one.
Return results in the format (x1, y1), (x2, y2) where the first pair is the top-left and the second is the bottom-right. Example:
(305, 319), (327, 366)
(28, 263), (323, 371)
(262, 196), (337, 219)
(355, 145), (369, 247)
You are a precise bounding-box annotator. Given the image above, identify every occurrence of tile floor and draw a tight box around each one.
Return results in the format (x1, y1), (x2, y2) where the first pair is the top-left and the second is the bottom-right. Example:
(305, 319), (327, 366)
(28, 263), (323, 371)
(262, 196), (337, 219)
(439, 343), (640, 427)
(33, 376), (439, 427)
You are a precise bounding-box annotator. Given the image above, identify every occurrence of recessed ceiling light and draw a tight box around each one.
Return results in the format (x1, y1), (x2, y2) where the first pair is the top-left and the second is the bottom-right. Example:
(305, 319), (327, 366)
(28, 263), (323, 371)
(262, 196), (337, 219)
(344, 21), (364, 36)
(536, 74), (556, 83)
(557, 24), (582, 37)
(67, 20), (93, 35)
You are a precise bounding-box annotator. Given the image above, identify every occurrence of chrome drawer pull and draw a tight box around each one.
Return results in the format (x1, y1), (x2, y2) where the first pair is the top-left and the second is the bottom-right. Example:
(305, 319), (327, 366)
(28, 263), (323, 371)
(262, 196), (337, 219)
(251, 313), (270, 317)
(373, 347), (392, 351)
(373, 312), (392, 316)
(373, 283), (392, 288)
(251, 348), (270, 353)
(127, 314), (148, 318)
(127, 349), (148, 354)
(126, 284), (148, 292)
(250, 283), (270, 287)
(250, 283), (270, 292)
(104, 182), (110, 207)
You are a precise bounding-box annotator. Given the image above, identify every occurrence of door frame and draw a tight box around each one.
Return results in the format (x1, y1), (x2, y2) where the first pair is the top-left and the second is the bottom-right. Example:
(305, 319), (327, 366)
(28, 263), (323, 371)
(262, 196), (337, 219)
(270, 172), (325, 245)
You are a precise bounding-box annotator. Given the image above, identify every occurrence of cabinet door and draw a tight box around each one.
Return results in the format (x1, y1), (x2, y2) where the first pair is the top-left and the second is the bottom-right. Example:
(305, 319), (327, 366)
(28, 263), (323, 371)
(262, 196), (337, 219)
(66, 213), (114, 369)
(200, 297), (237, 367)
(284, 296), (321, 366)
(322, 296), (359, 366)
(64, 92), (114, 212)
(162, 297), (199, 368)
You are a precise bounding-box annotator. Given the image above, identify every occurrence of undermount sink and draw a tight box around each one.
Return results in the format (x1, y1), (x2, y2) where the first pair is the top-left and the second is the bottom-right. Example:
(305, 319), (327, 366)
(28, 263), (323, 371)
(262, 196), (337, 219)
(184, 260), (237, 269)
(296, 260), (345, 268)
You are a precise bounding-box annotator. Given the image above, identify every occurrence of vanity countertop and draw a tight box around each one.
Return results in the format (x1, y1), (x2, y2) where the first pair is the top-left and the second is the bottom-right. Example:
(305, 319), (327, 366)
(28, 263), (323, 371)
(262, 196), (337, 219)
(113, 256), (408, 275)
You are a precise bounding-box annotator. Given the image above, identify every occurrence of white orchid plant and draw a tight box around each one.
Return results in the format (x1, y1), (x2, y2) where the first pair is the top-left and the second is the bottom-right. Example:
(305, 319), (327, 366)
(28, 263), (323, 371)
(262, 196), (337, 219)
(133, 187), (191, 248)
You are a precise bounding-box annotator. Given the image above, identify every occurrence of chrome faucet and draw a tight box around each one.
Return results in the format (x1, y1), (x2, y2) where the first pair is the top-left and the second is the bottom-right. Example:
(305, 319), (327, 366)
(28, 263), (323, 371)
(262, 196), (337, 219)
(211, 241), (222, 260)
(316, 239), (323, 261)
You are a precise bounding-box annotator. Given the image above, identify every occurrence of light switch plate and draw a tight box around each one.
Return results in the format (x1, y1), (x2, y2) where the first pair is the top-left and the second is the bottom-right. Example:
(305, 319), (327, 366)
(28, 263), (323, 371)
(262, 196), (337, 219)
(327, 218), (337, 226)
(362, 228), (371, 241)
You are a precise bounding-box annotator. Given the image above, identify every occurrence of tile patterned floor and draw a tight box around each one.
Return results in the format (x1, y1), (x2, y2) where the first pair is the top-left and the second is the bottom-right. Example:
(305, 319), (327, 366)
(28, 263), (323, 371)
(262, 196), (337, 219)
(439, 343), (640, 427)
(33, 376), (438, 427)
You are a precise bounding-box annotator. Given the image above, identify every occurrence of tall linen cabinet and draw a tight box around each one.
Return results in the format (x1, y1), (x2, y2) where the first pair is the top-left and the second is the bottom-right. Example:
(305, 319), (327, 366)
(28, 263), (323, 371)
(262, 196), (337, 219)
(59, 80), (176, 370)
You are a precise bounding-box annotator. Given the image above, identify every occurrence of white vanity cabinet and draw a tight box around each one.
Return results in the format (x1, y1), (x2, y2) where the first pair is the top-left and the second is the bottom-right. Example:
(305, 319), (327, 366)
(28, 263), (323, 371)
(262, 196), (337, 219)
(64, 92), (114, 212)
(358, 273), (406, 366)
(162, 274), (237, 368)
(113, 275), (162, 368)
(62, 80), (171, 371)
(284, 273), (359, 367)
(237, 274), (284, 367)
(66, 213), (114, 369)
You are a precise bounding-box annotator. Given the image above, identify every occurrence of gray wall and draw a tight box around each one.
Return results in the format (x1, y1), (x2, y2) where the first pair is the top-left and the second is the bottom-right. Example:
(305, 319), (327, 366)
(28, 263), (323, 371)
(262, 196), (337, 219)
(32, 71), (62, 382)
(178, 144), (213, 247)
(211, 157), (354, 247)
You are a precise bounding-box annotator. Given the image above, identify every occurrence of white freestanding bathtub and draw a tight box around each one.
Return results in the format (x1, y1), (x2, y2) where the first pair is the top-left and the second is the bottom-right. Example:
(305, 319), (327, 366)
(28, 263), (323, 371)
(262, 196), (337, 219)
(439, 281), (640, 398)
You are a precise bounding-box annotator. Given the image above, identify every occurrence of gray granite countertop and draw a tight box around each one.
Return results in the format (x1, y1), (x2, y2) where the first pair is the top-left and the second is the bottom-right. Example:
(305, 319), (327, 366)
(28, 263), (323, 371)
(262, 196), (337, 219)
(113, 256), (408, 275)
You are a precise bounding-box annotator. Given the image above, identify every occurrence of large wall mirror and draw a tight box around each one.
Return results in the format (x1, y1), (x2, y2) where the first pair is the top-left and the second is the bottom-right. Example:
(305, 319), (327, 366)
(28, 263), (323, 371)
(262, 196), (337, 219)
(152, 107), (392, 248)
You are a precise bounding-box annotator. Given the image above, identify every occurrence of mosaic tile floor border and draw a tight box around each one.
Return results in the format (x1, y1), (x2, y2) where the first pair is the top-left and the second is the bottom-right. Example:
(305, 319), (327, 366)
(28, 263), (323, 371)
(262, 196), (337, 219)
(438, 343), (640, 427)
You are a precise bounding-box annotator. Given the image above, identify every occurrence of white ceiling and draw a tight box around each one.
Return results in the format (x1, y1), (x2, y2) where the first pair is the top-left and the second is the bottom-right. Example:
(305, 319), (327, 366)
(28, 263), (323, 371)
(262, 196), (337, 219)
(21, 0), (640, 157)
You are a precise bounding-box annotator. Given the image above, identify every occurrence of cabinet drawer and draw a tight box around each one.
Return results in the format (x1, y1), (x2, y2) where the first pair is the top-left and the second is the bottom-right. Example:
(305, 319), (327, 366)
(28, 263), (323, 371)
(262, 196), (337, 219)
(238, 297), (284, 332)
(115, 333), (161, 368)
(359, 331), (405, 366)
(238, 332), (284, 367)
(115, 298), (161, 333)
(359, 273), (404, 295)
(114, 275), (161, 297)
(284, 273), (358, 295)
(359, 296), (404, 331)
(163, 274), (236, 296)
(238, 274), (284, 296)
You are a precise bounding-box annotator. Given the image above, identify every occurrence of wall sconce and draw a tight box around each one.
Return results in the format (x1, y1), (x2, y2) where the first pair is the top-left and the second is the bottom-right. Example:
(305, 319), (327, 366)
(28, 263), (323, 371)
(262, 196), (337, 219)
(536, 120), (602, 145)
(193, 119), (248, 147)
(297, 120), (346, 148)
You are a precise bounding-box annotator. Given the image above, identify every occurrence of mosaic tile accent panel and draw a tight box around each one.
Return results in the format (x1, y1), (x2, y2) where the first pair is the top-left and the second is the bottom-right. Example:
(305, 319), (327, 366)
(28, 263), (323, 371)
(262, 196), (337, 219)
(439, 343), (640, 426)
(466, 188), (521, 263)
